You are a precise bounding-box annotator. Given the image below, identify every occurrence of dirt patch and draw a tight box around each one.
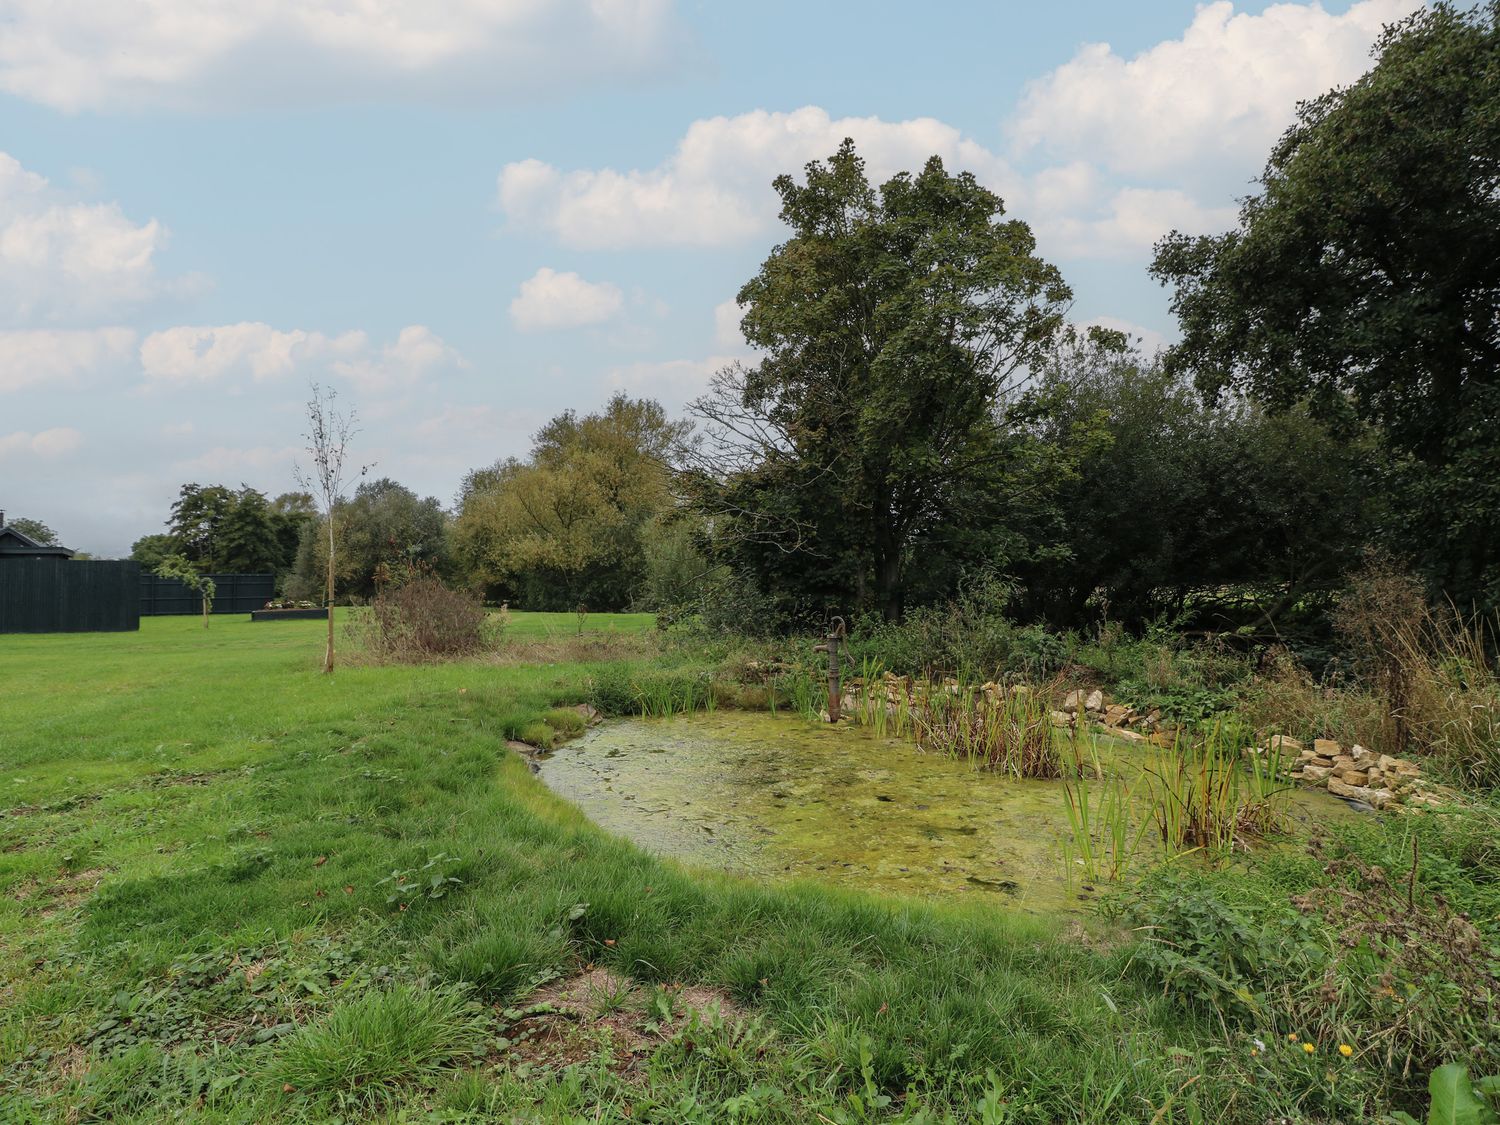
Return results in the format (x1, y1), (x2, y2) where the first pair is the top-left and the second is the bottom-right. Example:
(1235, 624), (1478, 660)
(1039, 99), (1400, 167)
(35, 867), (108, 918)
(495, 968), (745, 1076)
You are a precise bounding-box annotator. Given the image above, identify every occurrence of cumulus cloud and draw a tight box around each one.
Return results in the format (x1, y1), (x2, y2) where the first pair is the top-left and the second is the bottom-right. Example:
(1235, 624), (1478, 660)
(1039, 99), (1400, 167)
(0, 0), (683, 112)
(1010, 0), (1407, 187)
(499, 106), (1018, 249)
(0, 426), (82, 458)
(510, 267), (625, 331)
(0, 152), (173, 326)
(605, 354), (743, 407)
(138, 322), (464, 389)
(0, 327), (137, 392)
(713, 298), (748, 350)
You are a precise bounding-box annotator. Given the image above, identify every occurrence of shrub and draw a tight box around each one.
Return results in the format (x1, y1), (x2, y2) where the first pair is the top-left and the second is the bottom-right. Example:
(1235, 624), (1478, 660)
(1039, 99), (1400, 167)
(354, 577), (500, 661)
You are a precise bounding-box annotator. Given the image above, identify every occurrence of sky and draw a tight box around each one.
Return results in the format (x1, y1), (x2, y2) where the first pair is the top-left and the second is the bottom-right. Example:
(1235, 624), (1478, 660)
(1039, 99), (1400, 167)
(0, 0), (1420, 557)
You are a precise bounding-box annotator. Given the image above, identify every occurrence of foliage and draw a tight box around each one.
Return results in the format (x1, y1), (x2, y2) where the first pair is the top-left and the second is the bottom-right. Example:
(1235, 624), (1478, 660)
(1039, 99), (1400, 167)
(5, 515), (58, 545)
(290, 477), (449, 602)
(128, 531), (179, 570)
(1392, 1064), (1500, 1125)
(1016, 332), (1376, 635)
(687, 139), (1073, 623)
(153, 553), (217, 628)
(1152, 2), (1500, 612)
(456, 393), (687, 611)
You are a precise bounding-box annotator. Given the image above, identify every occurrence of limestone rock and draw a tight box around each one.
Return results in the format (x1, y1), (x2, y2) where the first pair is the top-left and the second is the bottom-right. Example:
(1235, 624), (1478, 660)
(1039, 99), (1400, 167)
(1085, 689), (1105, 713)
(1337, 768), (1370, 786)
(1112, 728), (1148, 744)
(1300, 764), (1332, 782)
(1050, 710), (1074, 727)
(1327, 776), (1376, 803)
(1314, 738), (1343, 757)
(1103, 704), (1133, 727)
(1062, 690), (1084, 714)
(1270, 735), (1305, 754)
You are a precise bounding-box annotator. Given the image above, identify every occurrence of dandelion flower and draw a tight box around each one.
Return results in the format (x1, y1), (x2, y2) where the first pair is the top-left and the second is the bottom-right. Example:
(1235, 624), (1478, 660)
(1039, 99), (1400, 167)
(1287, 1033), (1299, 1042)
(1339, 1044), (1353, 1057)
(1303, 1042), (1316, 1054)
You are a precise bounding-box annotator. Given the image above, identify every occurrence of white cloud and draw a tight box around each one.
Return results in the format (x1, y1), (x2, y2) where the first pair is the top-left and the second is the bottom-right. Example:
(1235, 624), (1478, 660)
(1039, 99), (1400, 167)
(1038, 186), (1238, 258)
(1084, 316), (1173, 358)
(0, 152), (172, 326)
(0, 426), (82, 458)
(138, 322), (464, 389)
(172, 444), (302, 478)
(1011, 0), (1406, 186)
(713, 298), (747, 350)
(605, 354), (741, 408)
(499, 106), (1018, 249)
(0, 327), (136, 392)
(0, 0), (683, 112)
(331, 325), (469, 390)
(510, 268), (625, 331)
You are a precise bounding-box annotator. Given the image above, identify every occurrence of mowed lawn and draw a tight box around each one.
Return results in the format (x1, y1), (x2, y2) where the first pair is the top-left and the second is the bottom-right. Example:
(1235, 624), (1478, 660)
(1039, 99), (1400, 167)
(0, 614), (1226, 1123)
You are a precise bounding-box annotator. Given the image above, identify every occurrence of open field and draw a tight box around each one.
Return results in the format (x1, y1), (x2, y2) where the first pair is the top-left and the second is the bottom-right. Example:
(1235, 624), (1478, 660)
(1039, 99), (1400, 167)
(1, 616), (1492, 1122)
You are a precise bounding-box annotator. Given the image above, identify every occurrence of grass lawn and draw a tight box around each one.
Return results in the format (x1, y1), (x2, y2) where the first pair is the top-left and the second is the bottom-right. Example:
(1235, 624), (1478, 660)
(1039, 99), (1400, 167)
(1, 614), (1263, 1122)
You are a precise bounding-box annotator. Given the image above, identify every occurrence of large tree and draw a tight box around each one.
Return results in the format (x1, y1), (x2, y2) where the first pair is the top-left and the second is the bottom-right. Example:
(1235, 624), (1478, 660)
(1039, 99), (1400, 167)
(166, 483), (283, 573)
(454, 394), (687, 610)
(1151, 2), (1500, 609)
(289, 478), (447, 601)
(688, 140), (1071, 621)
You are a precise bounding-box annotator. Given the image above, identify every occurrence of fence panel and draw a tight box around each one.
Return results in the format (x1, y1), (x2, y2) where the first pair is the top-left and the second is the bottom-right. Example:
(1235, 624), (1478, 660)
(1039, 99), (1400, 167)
(139, 573), (276, 616)
(0, 559), (141, 633)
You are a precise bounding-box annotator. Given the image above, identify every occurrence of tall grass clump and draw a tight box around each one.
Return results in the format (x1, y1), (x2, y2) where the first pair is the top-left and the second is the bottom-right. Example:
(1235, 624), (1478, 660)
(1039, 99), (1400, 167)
(850, 667), (1070, 778)
(1146, 722), (1291, 858)
(1334, 554), (1500, 788)
(1061, 767), (1151, 885)
(274, 984), (489, 1109)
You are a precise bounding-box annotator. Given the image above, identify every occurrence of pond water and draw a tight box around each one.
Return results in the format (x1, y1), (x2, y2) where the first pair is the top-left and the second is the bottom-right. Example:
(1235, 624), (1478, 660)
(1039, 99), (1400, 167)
(537, 711), (1351, 913)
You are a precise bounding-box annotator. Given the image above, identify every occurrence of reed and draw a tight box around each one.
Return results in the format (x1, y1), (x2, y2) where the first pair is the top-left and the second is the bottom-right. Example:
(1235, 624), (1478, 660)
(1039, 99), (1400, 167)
(1061, 767), (1151, 886)
(1145, 720), (1291, 858)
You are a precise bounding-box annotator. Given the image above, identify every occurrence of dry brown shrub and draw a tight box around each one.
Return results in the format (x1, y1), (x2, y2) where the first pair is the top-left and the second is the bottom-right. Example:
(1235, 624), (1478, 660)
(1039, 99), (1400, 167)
(355, 576), (501, 661)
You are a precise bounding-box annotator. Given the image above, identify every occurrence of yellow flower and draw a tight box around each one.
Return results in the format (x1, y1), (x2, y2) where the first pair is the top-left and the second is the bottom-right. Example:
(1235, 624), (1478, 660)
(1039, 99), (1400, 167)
(1287, 1033), (1299, 1042)
(1339, 1044), (1353, 1057)
(1303, 1042), (1316, 1054)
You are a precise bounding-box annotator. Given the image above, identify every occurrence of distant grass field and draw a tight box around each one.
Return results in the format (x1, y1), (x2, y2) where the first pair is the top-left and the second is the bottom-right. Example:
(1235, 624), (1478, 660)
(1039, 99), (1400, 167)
(0, 614), (1255, 1122)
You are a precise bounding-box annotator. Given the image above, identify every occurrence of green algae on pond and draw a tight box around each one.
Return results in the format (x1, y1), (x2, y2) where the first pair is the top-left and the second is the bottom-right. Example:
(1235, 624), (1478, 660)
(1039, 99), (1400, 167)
(537, 712), (1351, 913)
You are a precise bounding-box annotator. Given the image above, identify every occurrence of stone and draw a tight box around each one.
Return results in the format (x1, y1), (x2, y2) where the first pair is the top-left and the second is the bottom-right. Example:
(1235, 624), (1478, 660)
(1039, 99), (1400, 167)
(1103, 704), (1132, 727)
(1314, 738), (1343, 757)
(1050, 710), (1074, 726)
(1112, 728), (1148, 743)
(1338, 768), (1370, 786)
(1369, 788), (1396, 810)
(1331, 754), (1355, 771)
(1270, 735), (1305, 754)
(1351, 744), (1375, 764)
(1327, 776), (1376, 803)
(572, 703), (602, 726)
(1300, 764), (1332, 782)
(1378, 754), (1402, 773)
(1366, 768), (1384, 787)
(1084, 689), (1105, 713)
(1062, 690), (1084, 714)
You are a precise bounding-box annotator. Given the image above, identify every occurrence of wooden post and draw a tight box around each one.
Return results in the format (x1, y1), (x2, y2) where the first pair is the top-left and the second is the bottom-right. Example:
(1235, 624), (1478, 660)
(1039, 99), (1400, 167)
(825, 616), (846, 722)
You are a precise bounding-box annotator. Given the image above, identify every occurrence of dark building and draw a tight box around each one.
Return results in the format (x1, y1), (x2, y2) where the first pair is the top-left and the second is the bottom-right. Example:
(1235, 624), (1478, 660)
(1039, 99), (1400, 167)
(0, 513), (140, 633)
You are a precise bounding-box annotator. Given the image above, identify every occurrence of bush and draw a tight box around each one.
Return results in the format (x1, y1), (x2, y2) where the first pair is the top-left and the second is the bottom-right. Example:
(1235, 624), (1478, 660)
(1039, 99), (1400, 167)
(354, 577), (500, 661)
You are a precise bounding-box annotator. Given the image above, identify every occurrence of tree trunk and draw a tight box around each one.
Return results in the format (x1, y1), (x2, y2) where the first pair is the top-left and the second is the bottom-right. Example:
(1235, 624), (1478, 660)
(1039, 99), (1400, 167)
(323, 516), (335, 674)
(875, 537), (904, 623)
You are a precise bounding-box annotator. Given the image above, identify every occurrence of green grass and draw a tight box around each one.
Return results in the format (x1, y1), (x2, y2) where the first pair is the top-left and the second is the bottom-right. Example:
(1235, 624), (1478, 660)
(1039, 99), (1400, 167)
(0, 615), (1355, 1121)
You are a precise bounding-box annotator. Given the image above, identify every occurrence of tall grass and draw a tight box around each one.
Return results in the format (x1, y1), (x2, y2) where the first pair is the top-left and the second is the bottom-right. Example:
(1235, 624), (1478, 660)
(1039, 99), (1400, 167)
(1145, 722), (1291, 858)
(1061, 767), (1151, 885)
(847, 664), (1070, 778)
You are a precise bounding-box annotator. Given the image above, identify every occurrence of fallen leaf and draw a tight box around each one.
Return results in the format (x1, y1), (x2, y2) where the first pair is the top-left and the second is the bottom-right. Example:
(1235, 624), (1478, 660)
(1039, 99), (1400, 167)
(313, 856), (327, 867)
(343, 886), (354, 895)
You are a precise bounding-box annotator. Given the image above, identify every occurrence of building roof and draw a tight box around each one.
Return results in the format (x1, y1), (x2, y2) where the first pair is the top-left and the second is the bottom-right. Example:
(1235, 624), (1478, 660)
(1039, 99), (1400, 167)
(0, 525), (75, 558)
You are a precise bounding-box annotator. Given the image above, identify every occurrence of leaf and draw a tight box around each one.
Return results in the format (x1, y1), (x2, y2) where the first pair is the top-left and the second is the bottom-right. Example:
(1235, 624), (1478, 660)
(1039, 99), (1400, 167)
(1427, 1064), (1497, 1125)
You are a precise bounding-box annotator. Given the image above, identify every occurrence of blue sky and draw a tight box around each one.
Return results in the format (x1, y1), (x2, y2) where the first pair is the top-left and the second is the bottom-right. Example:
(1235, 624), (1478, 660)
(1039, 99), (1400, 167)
(0, 0), (1414, 555)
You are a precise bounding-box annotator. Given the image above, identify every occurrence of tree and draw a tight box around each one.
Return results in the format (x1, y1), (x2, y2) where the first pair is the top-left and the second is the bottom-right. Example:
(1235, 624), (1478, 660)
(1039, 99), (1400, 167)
(289, 479), (449, 601)
(295, 383), (366, 674)
(1151, 2), (1500, 609)
(166, 483), (283, 573)
(688, 140), (1071, 621)
(455, 394), (688, 610)
(155, 554), (216, 629)
(7, 517), (58, 545)
(130, 533), (179, 570)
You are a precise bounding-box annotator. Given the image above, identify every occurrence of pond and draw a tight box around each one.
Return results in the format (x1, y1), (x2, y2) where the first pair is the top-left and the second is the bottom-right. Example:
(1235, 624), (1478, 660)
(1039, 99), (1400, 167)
(537, 712), (1352, 914)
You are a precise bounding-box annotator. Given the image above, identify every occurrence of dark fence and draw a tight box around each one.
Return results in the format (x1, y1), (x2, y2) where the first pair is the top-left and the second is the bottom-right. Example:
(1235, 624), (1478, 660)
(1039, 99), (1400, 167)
(140, 572), (276, 616)
(0, 559), (141, 633)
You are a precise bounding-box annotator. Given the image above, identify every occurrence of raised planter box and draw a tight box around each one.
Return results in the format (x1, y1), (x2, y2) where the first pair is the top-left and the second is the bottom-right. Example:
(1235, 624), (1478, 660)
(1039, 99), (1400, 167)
(249, 608), (329, 622)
